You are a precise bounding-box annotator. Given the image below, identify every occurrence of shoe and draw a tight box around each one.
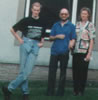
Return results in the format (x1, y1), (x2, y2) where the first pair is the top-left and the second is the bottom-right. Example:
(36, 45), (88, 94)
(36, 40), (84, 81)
(46, 90), (55, 96)
(46, 92), (55, 96)
(56, 92), (64, 96)
(2, 86), (12, 100)
(23, 94), (29, 100)
(73, 92), (79, 96)
(56, 93), (64, 96)
(79, 92), (84, 96)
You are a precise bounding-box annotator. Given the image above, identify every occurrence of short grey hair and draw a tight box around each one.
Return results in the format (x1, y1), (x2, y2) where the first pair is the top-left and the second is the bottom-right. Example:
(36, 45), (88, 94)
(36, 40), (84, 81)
(32, 2), (42, 9)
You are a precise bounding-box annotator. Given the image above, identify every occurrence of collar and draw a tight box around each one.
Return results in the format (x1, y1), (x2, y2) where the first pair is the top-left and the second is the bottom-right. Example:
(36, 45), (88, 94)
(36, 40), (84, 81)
(58, 20), (70, 26)
(31, 15), (40, 20)
(80, 21), (89, 30)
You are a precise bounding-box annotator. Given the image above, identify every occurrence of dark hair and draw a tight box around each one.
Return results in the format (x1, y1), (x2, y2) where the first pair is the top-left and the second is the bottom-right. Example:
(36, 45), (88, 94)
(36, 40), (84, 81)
(79, 7), (92, 21)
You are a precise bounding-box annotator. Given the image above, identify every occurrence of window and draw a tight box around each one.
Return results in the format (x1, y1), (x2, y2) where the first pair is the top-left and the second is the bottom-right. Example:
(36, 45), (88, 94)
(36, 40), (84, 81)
(25, 0), (73, 39)
(25, 0), (96, 39)
(77, 0), (96, 24)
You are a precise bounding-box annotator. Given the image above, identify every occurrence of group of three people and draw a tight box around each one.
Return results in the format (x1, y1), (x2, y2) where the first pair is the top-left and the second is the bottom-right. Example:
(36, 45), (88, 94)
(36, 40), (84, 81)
(2, 2), (96, 100)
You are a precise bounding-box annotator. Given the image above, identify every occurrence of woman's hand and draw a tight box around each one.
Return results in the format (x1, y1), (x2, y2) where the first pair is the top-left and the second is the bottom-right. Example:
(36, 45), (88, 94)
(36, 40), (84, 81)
(85, 52), (92, 61)
(85, 39), (94, 62)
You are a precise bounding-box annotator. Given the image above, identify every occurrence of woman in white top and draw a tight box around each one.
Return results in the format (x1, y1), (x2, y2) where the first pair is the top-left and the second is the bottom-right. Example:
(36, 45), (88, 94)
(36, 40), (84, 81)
(72, 7), (96, 96)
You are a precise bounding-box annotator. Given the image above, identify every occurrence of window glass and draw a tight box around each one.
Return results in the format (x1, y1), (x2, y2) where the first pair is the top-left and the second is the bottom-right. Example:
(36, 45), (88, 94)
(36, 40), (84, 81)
(76, 0), (93, 21)
(29, 0), (73, 37)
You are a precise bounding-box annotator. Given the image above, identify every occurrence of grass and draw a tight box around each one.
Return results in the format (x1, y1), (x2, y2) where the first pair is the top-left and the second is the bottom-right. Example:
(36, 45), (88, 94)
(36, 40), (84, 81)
(0, 81), (98, 100)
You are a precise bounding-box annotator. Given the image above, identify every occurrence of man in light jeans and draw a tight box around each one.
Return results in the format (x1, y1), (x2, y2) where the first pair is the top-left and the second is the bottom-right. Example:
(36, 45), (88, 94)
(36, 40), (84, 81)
(2, 2), (45, 100)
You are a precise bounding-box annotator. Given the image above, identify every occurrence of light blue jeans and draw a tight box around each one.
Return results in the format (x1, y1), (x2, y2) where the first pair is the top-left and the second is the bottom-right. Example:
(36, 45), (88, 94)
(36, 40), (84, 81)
(8, 37), (40, 94)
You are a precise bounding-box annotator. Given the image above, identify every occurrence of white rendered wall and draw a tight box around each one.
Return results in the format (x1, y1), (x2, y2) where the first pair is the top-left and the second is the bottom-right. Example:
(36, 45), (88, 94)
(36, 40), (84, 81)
(0, 0), (20, 63)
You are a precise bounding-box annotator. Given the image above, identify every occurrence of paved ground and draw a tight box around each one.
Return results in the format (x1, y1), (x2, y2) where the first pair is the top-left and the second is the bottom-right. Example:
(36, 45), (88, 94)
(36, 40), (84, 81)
(0, 63), (98, 82)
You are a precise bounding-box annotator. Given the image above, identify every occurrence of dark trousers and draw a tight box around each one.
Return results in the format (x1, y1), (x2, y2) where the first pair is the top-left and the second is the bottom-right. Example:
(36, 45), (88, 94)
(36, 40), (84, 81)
(47, 52), (69, 96)
(72, 53), (89, 94)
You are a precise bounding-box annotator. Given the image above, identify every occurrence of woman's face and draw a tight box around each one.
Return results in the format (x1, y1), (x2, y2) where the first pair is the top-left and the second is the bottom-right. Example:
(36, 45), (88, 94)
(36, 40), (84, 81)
(80, 10), (89, 21)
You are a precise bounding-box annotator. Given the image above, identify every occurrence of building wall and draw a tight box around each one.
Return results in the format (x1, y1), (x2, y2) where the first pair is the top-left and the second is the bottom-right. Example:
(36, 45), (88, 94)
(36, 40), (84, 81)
(0, 0), (19, 63)
(0, 0), (25, 63)
(0, 0), (98, 69)
(95, 0), (98, 50)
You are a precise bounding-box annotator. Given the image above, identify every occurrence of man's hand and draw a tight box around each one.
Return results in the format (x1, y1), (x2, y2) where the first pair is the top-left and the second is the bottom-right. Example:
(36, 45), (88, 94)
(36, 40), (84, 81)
(69, 40), (75, 49)
(11, 28), (24, 45)
(55, 34), (65, 39)
(50, 34), (65, 41)
(19, 39), (24, 45)
(38, 42), (43, 48)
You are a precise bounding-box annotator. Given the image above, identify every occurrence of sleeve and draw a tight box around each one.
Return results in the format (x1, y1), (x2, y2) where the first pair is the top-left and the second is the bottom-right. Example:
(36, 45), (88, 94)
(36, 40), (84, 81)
(70, 24), (76, 40)
(88, 23), (96, 40)
(12, 18), (26, 32)
(50, 24), (56, 36)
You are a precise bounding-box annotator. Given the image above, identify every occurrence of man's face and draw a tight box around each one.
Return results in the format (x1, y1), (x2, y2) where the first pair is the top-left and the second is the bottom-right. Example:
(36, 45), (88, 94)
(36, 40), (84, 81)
(59, 9), (69, 21)
(31, 6), (40, 17)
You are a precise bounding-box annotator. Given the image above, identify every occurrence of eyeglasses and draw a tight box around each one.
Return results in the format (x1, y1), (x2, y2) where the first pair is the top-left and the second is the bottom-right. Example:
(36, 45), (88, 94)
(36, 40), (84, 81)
(60, 13), (68, 16)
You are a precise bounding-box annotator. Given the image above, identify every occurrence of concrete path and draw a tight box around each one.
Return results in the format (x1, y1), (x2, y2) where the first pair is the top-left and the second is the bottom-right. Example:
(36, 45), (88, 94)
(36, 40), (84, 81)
(0, 63), (98, 82)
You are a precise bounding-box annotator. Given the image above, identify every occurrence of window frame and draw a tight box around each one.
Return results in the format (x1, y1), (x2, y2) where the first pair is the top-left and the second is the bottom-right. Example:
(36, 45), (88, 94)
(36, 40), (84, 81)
(25, 0), (96, 23)
(25, 0), (96, 41)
